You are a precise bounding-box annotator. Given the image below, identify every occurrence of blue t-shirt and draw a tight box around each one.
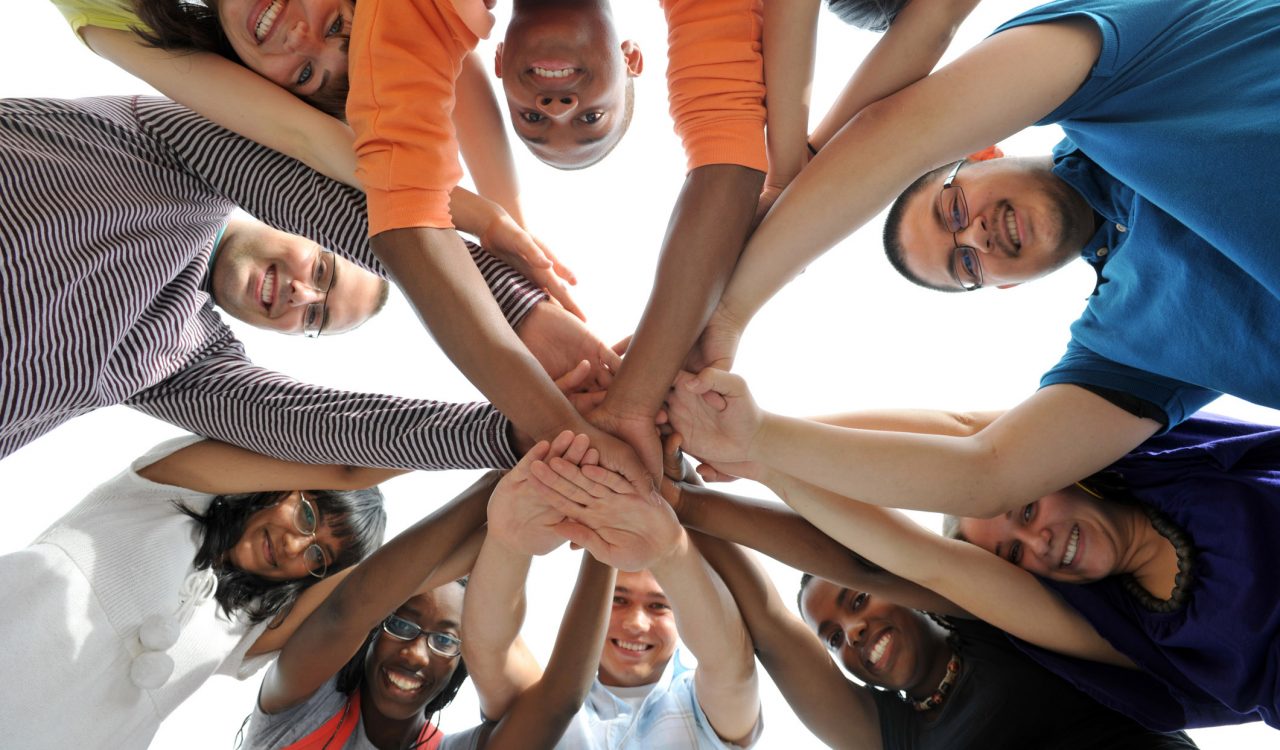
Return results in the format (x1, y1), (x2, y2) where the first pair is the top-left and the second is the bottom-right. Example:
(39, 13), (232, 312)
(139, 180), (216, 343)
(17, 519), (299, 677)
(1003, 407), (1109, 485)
(992, 0), (1280, 425)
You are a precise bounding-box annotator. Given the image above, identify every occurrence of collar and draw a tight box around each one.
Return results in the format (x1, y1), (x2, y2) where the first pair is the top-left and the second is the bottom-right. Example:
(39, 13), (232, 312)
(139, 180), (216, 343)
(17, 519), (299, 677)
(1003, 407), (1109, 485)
(1050, 138), (1138, 295)
(201, 222), (229, 295)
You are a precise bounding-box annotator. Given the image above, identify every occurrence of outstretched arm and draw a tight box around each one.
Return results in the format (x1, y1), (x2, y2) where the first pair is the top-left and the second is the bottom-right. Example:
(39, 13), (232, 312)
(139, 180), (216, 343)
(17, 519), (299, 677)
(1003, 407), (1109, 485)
(673, 482), (964, 616)
(712, 18), (1102, 353)
(670, 369), (1160, 518)
(254, 470), (498, 710)
(808, 0), (981, 150)
(479, 553), (616, 748)
(692, 532), (880, 749)
(538, 459), (761, 745)
(764, 471), (1134, 667)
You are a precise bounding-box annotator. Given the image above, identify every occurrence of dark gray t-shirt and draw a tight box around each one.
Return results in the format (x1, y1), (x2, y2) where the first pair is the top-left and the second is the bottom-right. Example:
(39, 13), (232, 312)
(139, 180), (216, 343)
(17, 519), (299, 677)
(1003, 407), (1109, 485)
(872, 618), (1198, 750)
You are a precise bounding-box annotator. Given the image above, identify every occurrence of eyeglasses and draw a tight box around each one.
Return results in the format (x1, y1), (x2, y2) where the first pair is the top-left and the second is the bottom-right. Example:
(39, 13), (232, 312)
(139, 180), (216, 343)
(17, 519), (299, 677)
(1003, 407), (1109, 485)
(381, 614), (463, 658)
(937, 160), (984, 291)
(292, 493), (331, 578)
(301, 250), (338, 338)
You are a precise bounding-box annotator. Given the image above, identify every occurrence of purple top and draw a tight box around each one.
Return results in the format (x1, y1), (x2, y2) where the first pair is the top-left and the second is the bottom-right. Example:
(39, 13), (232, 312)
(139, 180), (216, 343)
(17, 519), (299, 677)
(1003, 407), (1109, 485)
(1014, 414), (1280, 730)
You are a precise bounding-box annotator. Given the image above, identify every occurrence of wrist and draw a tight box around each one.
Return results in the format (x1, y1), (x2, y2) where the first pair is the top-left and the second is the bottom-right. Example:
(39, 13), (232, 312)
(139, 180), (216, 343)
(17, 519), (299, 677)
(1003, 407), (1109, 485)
(647, 526), (691, 577)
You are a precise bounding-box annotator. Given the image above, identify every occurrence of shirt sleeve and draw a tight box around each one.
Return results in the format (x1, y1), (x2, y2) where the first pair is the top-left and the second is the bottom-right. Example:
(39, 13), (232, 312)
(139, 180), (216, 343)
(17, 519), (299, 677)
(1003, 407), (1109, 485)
(132, 98), (546, 329)
(346, 0), (477, 233)
(124, 331), (518, 471)
(1040, 338), (1219, 430)
(661, 0), (768, 173)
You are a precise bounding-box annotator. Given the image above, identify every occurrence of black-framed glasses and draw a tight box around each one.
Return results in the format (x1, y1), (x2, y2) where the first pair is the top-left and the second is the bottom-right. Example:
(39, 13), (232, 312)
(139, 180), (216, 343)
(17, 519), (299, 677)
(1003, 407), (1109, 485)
(381, 615), (463, 658)
(302, 250), (338, 338)
(937, 161), (984, 291)
(292, 494), (330, 578)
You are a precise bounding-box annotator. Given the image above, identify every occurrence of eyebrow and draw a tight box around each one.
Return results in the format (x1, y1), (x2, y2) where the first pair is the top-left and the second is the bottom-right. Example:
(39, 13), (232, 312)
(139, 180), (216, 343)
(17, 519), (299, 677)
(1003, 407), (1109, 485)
(835, 588), (848, 609)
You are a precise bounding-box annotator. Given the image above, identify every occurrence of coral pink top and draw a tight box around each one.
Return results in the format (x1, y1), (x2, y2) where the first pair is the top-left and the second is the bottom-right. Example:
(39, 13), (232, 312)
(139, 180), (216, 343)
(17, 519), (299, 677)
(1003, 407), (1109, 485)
(347, 0), (493, 233)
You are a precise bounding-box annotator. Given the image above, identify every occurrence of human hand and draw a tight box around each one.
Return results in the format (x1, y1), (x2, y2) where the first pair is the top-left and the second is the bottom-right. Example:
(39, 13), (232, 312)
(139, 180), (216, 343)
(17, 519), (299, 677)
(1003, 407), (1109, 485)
(585, 405), (663, 481)
(667, 369), (763, 468)
(489, 431), (598, 556)
(479, 211), (583, 320)
(509, 361), (608, 454)
(532, 458), (683, 572)
(518, 302), (621, 392)
(687, 303), (744, 373)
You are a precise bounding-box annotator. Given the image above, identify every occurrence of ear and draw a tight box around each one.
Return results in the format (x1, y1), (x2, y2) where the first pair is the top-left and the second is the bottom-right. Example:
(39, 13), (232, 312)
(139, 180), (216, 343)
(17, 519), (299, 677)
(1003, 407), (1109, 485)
(621, 40), (643, 77)
(493, 42), (504, 78)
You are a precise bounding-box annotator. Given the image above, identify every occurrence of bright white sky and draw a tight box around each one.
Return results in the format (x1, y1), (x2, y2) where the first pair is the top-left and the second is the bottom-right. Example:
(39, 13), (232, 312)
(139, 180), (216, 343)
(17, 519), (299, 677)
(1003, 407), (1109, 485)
(5, 1), (1277, 747)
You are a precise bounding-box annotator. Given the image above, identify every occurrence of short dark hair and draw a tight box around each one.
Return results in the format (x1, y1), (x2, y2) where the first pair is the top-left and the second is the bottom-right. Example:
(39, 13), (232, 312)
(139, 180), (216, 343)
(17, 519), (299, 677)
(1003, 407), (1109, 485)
(824, 0), (911, 31)
(177, 486), (387, 623)
(132, 0), (352, 120)
(882, 161), (964, 293)
(796, 572), (816, 616)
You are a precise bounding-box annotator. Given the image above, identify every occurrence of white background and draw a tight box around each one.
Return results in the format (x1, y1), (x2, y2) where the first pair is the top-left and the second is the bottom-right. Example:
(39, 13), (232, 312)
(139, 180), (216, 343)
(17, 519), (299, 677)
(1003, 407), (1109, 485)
(5, 0), (1276, 747)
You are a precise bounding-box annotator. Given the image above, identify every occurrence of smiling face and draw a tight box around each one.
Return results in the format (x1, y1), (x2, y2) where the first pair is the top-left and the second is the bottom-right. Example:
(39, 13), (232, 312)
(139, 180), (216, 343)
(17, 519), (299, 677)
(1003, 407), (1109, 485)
(799, 578), (948, 696)
(216, 0), (352, 102)
(495, 3), (641, 169)
(227, 491), (343, 580)
(211, 218), (386, 335)
(363, 586), (465, 721)
(895, 156), (1095, 291)
(598, 570), (678, 688)
(957, 486), (1137, 583)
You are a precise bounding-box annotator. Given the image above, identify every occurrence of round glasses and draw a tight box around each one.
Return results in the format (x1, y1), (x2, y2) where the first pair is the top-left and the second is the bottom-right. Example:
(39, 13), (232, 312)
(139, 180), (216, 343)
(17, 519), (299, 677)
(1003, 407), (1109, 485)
(937, 160), (984, 291)
(381, 614), (463, 658)
(292, 494), (331, 578)
(302, 250), (338, 338)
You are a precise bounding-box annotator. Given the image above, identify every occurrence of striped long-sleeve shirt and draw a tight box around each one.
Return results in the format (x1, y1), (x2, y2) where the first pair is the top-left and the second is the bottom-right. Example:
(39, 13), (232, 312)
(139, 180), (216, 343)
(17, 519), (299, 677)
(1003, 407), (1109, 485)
(0, 95), (545, 470)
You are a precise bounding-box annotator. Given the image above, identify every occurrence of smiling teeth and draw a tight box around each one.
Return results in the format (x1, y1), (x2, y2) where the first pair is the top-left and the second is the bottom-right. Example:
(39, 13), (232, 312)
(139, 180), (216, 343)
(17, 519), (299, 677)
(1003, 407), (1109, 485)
(255, 0), (283, 42)
(1062, 525), (1080, 567)
(261, 267), (276, 305)
(532, 67), (575, 78)
(615, 640), (649, 652)
(1005, 207), (1022, 248)
(386, 671), (423, 691)
(868, 632), (890, 667)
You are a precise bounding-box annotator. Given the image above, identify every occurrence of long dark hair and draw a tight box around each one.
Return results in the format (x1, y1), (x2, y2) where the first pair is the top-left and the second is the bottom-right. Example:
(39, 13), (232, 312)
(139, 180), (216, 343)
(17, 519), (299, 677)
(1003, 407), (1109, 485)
(177, 487), (386, 623)
(334, 580), (471, 747)
(130, 0), (352, 119)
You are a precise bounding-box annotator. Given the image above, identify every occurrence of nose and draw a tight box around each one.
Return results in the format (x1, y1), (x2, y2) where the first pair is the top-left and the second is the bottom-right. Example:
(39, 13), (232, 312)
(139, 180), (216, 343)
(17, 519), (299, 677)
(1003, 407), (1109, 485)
(958, 214), (991, 253)
(283, 20), (321, 55)
(535, 94), (578, 118)
(843, 615), (867, 650)
(1014, 524), (1052, 559)
(280, 529), (312, 559)
(620, 607), (649, 635)
(288, 279), (324, 307)
(396, 634), (433, 666)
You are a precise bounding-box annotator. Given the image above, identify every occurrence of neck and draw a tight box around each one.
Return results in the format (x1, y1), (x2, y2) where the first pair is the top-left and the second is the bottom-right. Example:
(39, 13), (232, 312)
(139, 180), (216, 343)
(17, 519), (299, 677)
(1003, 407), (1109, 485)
(905, 623), (952, 702)
(359, 685), (427, 750)
(1116, 504), (1180, 597)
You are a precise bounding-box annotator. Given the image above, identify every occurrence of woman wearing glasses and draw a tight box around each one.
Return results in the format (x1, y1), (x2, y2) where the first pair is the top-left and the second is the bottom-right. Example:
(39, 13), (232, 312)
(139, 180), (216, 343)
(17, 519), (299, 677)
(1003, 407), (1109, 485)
(242, 435), (616, 750)
(0, 434), (392, 748)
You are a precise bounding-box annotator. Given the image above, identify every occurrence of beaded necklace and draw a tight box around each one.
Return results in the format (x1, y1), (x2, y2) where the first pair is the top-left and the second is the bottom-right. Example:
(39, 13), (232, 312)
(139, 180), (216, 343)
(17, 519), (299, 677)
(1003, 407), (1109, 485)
(906, 648), (962, 712)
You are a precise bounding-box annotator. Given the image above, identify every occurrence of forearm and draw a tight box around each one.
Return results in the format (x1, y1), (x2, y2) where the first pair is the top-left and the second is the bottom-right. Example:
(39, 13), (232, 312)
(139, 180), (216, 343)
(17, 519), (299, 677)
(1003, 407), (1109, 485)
(127, 342), (518, 470)
(650, 530), (759, 742)
(678, 483), (963, 615)
(809, 407), (1000, 436)
(491, 553), (616, 742)
(768, 474), (1132, 666)
(260, 471), (497, 710)
(454, 52), (524, 223)
(371, 228), (580, 441)
(691, 532), (881, 749)
(461, 535), (538, 718)
(809, 0), (979, 149)
(750, 385), (1159, 517)
(87, 28), (361, 188)
(763, 0), (820, 184)
(606, 166), (763, 416)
